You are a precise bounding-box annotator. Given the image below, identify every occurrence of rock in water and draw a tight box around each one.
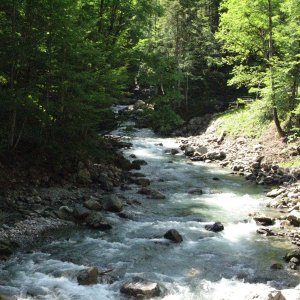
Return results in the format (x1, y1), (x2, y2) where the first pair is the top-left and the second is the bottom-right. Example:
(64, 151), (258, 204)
(120, 279), (161, 299)
(85, 211), (112, 230)
(188, 188), (203, 195)
(164, 229), (183, 243)
(284, 249), (300, 262)
(253, 216), (275, 226)
(77, 267), (98, 285)
(102, 195), (123, 212)
(205, 222), (224, 232)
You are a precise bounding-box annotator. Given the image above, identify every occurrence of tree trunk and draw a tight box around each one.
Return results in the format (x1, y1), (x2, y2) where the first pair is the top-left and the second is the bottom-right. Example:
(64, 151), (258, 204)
(268, 0), (285, 137)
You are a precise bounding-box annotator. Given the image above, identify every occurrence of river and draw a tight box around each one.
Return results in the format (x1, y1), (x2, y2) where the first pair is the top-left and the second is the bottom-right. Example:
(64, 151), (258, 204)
(0, 118), (299, 299)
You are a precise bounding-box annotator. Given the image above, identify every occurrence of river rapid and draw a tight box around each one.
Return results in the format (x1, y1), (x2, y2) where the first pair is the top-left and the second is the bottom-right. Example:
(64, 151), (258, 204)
(0, 117), (299, 299)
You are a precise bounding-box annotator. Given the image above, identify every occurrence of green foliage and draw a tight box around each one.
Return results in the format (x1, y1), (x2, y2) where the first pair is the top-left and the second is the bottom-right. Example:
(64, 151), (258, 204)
(142, 104), (184, 135)
(215, 100), (273, 138)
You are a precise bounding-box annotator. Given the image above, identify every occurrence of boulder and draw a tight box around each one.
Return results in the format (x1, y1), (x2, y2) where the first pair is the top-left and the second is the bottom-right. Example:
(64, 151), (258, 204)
(120, 279), (161, 299)
(287, 214), (300, 227)
(270, 263), (283, 270)
(102, 195), (123, 212)
(85, 212), (112, 230)
(205, 151), (226, 161)
(77, 267), (99, 285)
(77, 168), (92, 184)
(267, 188), (286, 198)
(131, 160), (147, 170)
(164, 229), (183, 243)
(55, 206), (74, 221)
(0, 240), (15, 257)
(266, 291), (286, 300)
(131, 177), (151, 187)
(257, 228), (275, 236)
(73, 205), (90, 221)
(205, 222), (224, 232)
(170, 149), (179, 155)
(188, 188), (203, 195)
(138, 188), (166, 199)
(284, 249), (300, 262)
(84, 198), (102, 211)
(185, 146), (195, 157)
(254, 216), (275, 226)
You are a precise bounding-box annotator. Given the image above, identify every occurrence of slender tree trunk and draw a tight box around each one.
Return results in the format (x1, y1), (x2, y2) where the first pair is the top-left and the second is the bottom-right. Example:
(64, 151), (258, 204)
(185, 74), (189, 111)
(9, 0), (17, 149)
(268, 0), (285, 137)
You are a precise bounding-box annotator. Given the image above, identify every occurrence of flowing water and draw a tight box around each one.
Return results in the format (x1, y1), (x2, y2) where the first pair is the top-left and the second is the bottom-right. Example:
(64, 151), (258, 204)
(0, 116), (299, 299)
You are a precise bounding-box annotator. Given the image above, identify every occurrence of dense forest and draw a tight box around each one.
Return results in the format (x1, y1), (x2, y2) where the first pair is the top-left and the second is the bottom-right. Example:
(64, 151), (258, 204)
(0, 0), (299, 167)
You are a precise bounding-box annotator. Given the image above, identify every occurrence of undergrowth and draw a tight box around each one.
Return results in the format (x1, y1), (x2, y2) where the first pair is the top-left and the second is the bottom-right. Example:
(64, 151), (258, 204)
(214, 99), (273, 138)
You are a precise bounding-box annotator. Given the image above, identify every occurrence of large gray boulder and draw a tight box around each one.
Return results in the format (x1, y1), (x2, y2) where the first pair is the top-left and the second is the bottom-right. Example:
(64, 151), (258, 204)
(205, 222), (224, 232)
(85, 212), (112, 230)
(164, 229), (183, 243)
(120, 278), (161, 299)
(77, 267), (98, 285)
(102, 195), (123, 212)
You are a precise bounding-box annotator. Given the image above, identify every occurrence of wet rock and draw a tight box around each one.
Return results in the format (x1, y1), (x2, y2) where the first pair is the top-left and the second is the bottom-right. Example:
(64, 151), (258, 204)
(287, 214), (300, 227)
(0, 240), (15, 258)
(266, 290), (286, 300)
(77, 266), (98, 285)
(85, 212), (112, 230)
(205, 151), (226, 161)
(253, 216), (275, 226)
(284, 249), (300, 262)
(55, 206), (74, 221)
(257, 228), (275, 236)
(120, 278), (161, 299)
(267, 188), (286, 198)
(270, 263), (283, 270)
(185, 146), (195, 157)
(205, 222), (224, 232)
(212, 177), (220, 181)
(73, 205), (90, 221)
(188, 188), (203, 195)
(84, 198), (102, 211)
(164, 229), (183, 243)
(77, 168), (92, 184)
(131, 178), (151, 187)
(132, 160), (147, 170)
(138, 188), (166, 199)
(289, 257), (300, 270)
(98, 174), (114, 191)
(102, 195), (123, 212)
(170, 149), (180, 155)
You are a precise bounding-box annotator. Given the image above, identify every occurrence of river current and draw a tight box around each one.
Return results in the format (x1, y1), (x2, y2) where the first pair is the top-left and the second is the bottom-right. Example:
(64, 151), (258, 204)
(0, 116), (299, 299)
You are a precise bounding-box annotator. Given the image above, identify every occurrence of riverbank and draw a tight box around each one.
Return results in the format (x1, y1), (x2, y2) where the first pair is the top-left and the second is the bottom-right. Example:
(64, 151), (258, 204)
(173, 115), (300, 250)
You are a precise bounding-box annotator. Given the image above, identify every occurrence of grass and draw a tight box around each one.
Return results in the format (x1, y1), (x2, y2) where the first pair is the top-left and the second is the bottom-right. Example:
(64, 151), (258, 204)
(214, 99), (273, 138)
(279, 157), (300, 168)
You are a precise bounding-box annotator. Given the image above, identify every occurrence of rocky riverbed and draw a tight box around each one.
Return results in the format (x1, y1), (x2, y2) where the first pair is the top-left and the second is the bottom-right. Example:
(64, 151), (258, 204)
(172, 116), (300, 256)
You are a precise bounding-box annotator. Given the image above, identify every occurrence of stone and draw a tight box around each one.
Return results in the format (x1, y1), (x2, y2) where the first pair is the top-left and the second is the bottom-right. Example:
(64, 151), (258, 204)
(287, 214), (300, 227)
(138, 188), (166, 199)
(102, 195), (123, 212)
(55, 206), (74, 221)
(131, 178), (151, 187)
(266, 291), (286, 300)
(77, 267), (99, 285)
(270, 263), (283, 270)
(188, 188), (203, 195)
(170, 149), (180, 155)
(205, 151), (226, 161)
(77, 168), (92, 184)
(120, 279), (161, 299)
(73, 205), (90, 221)
(164, 229), (183, 243)
(84, 199), (102, 211)
(267, 188), (286, 198)
(132, 160), (148, 170)
(284, 249), (300, 262)
(253, 216), (275, 226)
(257, 228), (275, 236)
(205, 222), (224, 232)
(185, 146), (195, 157)
(85, 212), (112, 230)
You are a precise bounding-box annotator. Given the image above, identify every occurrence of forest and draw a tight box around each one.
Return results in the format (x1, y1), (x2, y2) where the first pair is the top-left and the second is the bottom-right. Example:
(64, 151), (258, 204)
(0, 0), (299, 167)
(1, 1), (300, 299)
